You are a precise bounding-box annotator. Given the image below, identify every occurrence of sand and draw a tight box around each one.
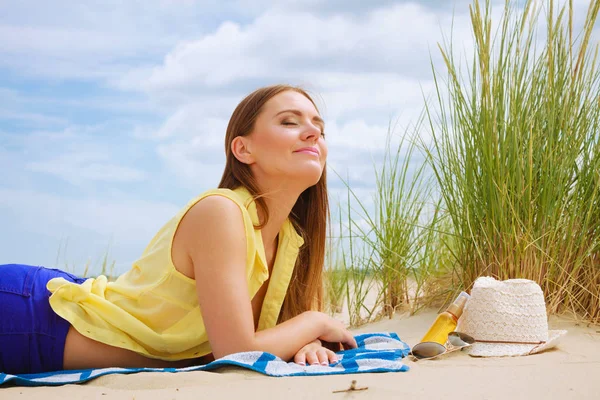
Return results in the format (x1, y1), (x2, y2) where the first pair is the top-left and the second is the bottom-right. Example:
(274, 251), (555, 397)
(2, 310), (599, 400)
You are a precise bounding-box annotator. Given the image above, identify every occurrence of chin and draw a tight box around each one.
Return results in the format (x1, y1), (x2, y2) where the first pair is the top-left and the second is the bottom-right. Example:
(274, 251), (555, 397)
(289, 167), (323, 188)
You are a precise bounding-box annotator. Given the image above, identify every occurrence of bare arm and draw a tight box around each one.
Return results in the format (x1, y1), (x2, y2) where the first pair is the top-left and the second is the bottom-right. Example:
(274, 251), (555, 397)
(175, 195), (355, 362)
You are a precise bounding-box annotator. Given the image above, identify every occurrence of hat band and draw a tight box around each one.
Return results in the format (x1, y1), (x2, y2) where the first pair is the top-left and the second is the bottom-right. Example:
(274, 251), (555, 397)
(474, 338), (545, 345)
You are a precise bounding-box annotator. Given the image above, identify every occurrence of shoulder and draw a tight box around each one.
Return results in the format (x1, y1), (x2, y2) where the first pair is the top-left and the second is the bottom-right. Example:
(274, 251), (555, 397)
(188, 194), (241, 223)
(171, 189), (255, 278)
(176, 189), (254, 252)
(182, 192), (244, 234)
(176, 189), (254, 251)
(185, 188), (250, 213)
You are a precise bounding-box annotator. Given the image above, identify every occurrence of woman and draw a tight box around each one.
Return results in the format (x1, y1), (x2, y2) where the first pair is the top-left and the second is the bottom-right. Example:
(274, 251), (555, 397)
(0, 84), (357, 375)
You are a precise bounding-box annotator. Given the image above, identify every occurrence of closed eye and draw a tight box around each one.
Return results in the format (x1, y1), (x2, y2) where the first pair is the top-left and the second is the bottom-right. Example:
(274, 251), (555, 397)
(281, 120), (324, 137)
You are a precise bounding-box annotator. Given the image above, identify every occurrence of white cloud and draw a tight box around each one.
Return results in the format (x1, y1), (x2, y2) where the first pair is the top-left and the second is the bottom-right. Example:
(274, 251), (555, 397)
(156, 138), (226, 189)
(140, 105), (231, 188)
(0, 0), (221, 80)
(0, 23), (151, 79)
(314, 72), (437, 122)
(325, 119), (391, 151)
(26, 156), (147, 184)
(4, 124), (150, 186)
(153, 107), (230, 141)
(129, 3), (473, 93)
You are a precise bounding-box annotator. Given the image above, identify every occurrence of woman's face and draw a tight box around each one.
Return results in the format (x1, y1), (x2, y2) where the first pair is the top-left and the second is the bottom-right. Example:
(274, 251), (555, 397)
(243, 90), (328, 188)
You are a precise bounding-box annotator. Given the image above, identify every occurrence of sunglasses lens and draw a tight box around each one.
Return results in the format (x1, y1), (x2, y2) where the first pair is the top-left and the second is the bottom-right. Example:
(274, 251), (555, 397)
(448, 331), (475, 346)
(411, 342), (446, 360)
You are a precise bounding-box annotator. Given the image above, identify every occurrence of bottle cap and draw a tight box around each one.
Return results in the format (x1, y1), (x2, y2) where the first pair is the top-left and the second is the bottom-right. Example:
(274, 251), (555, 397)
(446, 291), (470, 319)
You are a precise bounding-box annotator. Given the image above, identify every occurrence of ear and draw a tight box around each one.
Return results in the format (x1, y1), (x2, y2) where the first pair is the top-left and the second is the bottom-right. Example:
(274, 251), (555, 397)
(231, 136), (255, 165)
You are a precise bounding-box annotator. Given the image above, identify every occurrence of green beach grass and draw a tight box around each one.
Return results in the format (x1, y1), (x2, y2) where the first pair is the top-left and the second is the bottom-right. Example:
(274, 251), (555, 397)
(326, 0), (600, 326)
(424, 0), (600, 322)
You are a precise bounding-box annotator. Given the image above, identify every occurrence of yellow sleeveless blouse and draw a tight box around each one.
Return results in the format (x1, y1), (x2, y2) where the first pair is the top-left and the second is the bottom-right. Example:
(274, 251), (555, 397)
(46, 187), (304, 361)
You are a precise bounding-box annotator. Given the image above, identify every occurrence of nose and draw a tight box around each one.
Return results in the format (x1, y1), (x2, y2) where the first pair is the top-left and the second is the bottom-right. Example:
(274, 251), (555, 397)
(301, 123), (321, 142)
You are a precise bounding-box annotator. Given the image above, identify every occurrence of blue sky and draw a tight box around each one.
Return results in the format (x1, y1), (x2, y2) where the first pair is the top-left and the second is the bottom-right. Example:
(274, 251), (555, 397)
(1, 0), (596, 275)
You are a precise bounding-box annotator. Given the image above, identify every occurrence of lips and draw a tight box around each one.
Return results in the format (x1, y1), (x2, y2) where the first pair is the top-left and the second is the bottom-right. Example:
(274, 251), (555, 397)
(294, 147), (320, 156)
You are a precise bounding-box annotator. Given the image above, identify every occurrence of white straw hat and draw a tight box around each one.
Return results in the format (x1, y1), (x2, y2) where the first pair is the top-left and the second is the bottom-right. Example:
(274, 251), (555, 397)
(456, 276), (567, 357)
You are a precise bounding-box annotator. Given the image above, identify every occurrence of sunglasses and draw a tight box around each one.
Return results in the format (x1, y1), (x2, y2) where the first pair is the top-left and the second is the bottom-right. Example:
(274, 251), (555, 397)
(410, 332), (476, 361)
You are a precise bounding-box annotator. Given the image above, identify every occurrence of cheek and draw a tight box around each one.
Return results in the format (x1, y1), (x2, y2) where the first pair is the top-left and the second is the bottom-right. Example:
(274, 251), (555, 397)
(252, 132), (293, 169)
(260, 128), (292, 150)
(253, 133), (282, 155)
(321, 142), (329, 163)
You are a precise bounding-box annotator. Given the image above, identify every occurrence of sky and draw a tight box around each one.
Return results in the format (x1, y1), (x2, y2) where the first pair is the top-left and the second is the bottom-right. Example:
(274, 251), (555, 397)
(1, 0), (597, 275)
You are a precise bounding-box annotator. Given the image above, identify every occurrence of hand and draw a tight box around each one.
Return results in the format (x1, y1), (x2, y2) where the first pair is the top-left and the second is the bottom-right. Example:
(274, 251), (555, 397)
(293, 339), (338, 366)
(321, 340), (343, 352)
(312, 312), (358, 350)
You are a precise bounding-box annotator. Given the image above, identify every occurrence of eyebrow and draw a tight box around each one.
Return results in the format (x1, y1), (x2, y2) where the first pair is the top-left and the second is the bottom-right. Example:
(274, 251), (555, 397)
(275, 109), (325, 128)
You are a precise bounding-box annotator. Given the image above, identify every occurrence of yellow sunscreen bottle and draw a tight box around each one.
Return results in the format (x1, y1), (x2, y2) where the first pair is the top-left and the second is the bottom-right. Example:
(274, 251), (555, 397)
(420, 291), (470, 345)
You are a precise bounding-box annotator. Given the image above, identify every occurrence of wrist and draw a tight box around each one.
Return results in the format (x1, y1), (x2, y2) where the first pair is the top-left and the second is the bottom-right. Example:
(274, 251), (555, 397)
(302, 310), (327, 335)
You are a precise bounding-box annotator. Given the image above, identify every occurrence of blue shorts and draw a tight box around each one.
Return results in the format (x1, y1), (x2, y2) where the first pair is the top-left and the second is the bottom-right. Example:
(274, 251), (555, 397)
(0, 264), (86, 374)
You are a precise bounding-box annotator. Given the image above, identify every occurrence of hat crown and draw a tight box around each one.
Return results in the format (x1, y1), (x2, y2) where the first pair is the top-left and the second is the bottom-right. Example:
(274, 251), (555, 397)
(456, 277), (549, 343)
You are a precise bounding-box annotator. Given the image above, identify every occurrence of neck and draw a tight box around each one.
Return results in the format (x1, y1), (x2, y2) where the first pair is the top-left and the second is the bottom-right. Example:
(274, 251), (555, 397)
(254, 179), (306, 250)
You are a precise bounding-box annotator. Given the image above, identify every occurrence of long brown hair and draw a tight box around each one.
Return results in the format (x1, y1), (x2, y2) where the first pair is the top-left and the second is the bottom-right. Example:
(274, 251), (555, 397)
(218, 84), (328, 322)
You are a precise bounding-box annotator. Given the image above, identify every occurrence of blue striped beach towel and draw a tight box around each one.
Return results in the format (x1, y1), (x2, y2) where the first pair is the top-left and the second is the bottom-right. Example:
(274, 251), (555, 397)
(0, 332), (410, 386)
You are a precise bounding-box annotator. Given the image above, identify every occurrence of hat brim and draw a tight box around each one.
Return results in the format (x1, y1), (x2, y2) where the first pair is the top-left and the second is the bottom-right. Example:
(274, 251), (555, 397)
(464, 330), (567, 357)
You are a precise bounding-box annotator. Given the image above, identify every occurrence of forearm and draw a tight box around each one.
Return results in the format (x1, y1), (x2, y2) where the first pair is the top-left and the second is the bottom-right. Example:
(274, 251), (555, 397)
(252, 311), (325, 361)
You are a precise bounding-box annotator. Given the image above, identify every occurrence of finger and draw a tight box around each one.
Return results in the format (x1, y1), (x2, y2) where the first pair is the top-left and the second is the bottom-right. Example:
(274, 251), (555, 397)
(346, 333), (358, 349)
(294, 351), (307, 366)
(326, 349), (339, 365)
(342, 333), (358, 349)
(305, 352), (319, 366)
(316, 349), (329, 366)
